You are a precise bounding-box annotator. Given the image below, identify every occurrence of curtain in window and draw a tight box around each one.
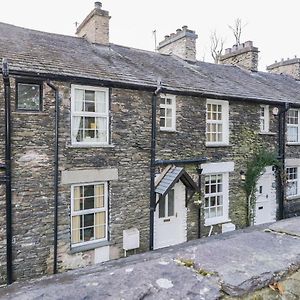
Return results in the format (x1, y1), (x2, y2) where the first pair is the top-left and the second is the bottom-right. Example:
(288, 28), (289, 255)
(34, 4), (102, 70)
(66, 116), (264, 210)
(95, 184), (104, 208)
(95, 91), (106, 113)
(95, 212), (106, 239)
(72, 187), (81, 244)
(73, 89), (84, 141)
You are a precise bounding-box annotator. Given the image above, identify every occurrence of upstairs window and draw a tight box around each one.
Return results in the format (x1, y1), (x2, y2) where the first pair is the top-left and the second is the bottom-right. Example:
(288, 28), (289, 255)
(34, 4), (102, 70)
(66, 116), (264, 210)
(287, 109), (300, 143)
(17, 82), (42, 111)
(160, 94), (176, 131)
(259, 105), (269, 133)
(71, 85), (109, 145)
(206, 99), (229, 146)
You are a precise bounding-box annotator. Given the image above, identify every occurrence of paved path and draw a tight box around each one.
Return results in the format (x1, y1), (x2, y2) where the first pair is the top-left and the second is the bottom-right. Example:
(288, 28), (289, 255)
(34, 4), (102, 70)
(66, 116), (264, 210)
(0, 217), (299, 300)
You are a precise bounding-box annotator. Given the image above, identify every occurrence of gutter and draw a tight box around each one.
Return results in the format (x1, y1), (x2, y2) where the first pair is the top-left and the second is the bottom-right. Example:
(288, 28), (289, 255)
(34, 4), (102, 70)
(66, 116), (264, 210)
(46, 81), (60, 274)
(3, 69), (299, 107)
(1, 59), (13, 284)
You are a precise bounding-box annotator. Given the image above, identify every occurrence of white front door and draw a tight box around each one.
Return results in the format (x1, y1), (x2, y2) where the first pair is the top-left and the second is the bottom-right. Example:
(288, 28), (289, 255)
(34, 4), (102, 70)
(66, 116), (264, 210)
(254, 166), (276, 225)
(154, 180), (187, 250)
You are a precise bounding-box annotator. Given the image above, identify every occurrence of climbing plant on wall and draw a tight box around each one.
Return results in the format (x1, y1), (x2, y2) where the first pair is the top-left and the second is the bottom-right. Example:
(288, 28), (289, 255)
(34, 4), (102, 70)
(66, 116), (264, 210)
(243, 149), (280, 226)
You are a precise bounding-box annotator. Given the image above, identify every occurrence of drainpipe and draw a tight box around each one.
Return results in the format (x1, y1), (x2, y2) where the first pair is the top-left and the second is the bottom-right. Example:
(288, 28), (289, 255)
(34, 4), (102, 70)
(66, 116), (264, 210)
(278, 103), (290, 220)
(46, 81), (59, 274)
(149, 80), (162, 251)
(2, 59), (13, 284)
(197, 168), (203, 239)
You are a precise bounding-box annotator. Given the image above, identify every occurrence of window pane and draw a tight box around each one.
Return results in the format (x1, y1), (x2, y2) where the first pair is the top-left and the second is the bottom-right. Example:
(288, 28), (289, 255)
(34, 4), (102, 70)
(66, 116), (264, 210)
(166, 108), (172, 117)
(166, 118), (172, 128)
(210, 207), (216, 217)
(217, 207), (223, 216)
(85, 101), (95, 112)
(18, 83), (40, 110)
(95, 212), (106, 239)
(84, 227), (94, 241)
(159, 197), (166, 218)
(160, 118), (166, 127)
(168, 190), (175, 217)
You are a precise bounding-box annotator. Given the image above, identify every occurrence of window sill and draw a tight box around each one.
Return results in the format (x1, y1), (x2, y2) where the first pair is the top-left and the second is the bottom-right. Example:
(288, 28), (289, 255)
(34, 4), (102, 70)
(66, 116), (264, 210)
(159, 128), (177, 133)
(286, 195), (300, 201)
(70, 240), (113, 253)
(258, 132), (276, 136)
(67, 144), (115, 149)
(12, 111), (47, 115)
(286, 143), (300, 146)
(204, 218), (231, 227)
(205, 143), (231, 148)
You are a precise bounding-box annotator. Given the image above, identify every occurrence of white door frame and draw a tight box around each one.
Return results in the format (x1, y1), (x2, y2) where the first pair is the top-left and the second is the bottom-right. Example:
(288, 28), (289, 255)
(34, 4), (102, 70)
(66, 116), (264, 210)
(254, 166), (276, 225)
(153, 180), (187, 250)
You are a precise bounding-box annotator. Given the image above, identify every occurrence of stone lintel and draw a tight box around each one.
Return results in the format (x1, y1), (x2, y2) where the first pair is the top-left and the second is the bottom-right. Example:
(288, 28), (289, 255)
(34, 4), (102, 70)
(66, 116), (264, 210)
(61, 168), (118, 184)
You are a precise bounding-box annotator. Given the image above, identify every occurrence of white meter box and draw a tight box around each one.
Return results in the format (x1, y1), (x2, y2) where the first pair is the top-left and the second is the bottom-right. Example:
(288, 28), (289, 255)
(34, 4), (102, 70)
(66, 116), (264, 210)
(123, 228), (140, 250)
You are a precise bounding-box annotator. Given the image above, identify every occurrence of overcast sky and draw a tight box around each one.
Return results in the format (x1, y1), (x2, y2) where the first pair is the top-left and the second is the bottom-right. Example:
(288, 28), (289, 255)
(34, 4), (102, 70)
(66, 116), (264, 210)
(0, 0), (299, 71)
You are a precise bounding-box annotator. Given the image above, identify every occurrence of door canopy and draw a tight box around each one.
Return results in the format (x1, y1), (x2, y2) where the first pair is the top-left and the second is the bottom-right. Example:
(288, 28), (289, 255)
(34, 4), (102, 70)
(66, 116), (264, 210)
(155, 165), (198, 206)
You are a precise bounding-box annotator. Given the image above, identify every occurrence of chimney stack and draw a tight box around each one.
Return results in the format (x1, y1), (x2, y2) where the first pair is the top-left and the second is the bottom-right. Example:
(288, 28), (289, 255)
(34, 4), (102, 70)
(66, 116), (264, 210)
(157, 26), (198, 61)
(219, 41), (259, 71)
(266, 57), (300, 80)
(76, 2), (110, 45)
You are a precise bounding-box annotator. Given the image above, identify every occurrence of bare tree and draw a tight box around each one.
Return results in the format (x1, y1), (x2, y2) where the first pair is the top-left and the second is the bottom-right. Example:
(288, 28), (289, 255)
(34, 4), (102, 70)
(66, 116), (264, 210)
(210, 31), (225, 64)
(228, 18), (247, 45)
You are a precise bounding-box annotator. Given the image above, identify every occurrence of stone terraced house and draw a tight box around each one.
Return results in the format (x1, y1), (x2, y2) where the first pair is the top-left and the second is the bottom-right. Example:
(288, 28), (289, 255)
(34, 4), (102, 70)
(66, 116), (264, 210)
(0, 2), (300, 284)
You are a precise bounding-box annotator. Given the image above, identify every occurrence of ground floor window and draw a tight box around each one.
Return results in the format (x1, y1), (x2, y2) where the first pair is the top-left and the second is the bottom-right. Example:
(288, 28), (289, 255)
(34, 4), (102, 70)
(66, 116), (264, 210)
(201, 161), (234, 225)
(204, 174), (224, 219)
(71, 182), (108, 246)
(286, 167), (299, 198)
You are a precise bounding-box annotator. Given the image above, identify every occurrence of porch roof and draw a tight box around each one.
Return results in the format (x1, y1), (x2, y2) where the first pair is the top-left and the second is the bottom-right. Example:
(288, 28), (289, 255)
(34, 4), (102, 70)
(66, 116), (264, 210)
(155, 166), (198, 198)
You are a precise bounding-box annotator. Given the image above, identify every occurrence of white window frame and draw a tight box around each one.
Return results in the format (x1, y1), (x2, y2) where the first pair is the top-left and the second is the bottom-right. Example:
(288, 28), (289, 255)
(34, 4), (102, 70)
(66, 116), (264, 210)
(259, 105), (269, 133)
(206, 99), (229, 146)
(159, 94), (176, 131)
(71, 85), (109, 146)
(71, 182), (108, 247)
(201, 161), (234, 226)
(287, 108), (300, 144)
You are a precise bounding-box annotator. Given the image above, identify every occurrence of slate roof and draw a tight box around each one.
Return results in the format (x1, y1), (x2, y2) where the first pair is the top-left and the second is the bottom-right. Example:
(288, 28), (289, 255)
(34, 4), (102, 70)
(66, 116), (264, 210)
(155, 167), (198, 197)
(1, 22), (300, 104)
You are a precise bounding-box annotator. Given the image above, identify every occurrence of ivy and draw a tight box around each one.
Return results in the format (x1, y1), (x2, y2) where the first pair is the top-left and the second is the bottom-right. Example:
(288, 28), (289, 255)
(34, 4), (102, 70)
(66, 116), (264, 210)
(243, 149), (280, 225)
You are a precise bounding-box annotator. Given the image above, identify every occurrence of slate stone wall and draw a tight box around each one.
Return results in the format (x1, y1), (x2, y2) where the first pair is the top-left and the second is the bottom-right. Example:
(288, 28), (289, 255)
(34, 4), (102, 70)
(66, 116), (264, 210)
(0, 77), (297, 284)
(156, 96), (278, 236)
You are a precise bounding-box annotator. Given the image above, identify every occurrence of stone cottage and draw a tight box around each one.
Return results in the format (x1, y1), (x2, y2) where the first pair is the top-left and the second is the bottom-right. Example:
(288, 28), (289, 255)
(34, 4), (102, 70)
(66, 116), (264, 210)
(0, 2), (300, 284)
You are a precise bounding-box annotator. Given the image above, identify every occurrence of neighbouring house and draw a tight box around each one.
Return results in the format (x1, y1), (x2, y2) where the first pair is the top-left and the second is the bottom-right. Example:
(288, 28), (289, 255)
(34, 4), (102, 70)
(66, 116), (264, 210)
(0, 2), (300, 284)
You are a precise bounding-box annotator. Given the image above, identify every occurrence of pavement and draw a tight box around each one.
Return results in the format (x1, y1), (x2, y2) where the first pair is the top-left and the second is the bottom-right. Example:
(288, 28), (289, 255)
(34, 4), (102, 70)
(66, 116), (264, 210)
(0, 217), (300, 300)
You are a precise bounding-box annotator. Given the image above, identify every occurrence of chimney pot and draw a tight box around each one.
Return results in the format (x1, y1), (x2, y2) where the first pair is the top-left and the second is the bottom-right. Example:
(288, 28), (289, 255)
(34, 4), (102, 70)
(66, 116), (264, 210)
(95, 2), (102, 9)
(225, 48), (231, 54)
(232, 44), (238, 51)
(244, 41), (253, 48)
(275, 60), (277, 63)
(182, 25), (188, 30)
(164, 35), (170, 39)
(176, 28), (182, 33)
